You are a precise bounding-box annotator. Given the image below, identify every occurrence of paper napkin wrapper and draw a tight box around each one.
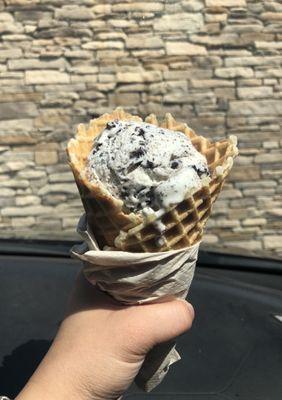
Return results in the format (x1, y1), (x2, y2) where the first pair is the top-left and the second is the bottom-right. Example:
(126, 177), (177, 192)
(71, 214), (199, 392)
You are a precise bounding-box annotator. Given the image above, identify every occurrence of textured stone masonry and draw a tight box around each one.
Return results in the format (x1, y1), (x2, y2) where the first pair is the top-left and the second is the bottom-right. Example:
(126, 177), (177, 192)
(0, 0), (281, 257)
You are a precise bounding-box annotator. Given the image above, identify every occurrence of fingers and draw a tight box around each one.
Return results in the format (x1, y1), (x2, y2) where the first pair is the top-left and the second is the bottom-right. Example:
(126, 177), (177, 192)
(130, 299), (195, 351)
(153, 299), (195, 343)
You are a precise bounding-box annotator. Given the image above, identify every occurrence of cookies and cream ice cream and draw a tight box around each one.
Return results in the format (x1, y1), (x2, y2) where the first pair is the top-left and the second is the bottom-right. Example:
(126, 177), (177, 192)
(86, 119), (210, 214)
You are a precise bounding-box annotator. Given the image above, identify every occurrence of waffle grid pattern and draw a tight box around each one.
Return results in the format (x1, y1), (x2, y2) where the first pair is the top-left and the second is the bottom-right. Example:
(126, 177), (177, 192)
(117, 175), (226, 252)
(67, 108), (238, 252)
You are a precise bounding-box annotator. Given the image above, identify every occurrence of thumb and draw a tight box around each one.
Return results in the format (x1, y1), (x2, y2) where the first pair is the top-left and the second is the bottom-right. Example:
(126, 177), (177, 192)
(133, 299), (195, 351)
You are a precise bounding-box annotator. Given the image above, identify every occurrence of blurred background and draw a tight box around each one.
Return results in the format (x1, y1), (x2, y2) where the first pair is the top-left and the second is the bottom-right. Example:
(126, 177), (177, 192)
(0, 0), (281, 258)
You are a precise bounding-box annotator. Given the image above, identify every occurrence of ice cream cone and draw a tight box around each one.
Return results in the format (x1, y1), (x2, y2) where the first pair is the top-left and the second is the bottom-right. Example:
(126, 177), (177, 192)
(67, 107), (238, 252)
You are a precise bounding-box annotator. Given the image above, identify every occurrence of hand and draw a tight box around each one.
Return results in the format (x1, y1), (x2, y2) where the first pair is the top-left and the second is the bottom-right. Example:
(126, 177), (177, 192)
(16, 271), (194, 400)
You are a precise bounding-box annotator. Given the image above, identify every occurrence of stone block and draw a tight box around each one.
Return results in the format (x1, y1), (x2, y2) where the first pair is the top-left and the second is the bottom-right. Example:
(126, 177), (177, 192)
(229, 166), (260, 182)
(255, 69), (282, 79)
(17, 170), (46, 180)
(83, 41), (124, 50)
(235, 180), (277, 189)
(71, 74), (98, 84)
(227, 241), (262, 251)
(166, 42), (207, 55)
(263, 141), (279, 149)
(0, 21), (23, 34)
(227, 208), (250, 220)
(261, 12), (282, 21)
(43, 195), (67, 206)
(0, 188), (16, 197)
(149, 82), (166, 95)
(255, 41), (282, 50)
(126, 34), (163, 49)
(164, 69), (212, 80)
(14, 8), (52, 20)
(190, 34), (238, 46)
(117, 71), (162, 83)
(34, 110), (71, 128)
(80, 90), (105, 100)
(194, 55), (222, 67)
(0, 92), (42, 103)
(266, 3), (282, 12)
(0, 146), (9, 153)
(254, 153), (281, 163)
(109, 92), (140, 107)
(34, 83), (85, 93)
(70, 66), (99, 75)
(229, 100), (281, 115)
(97, 32), (126, 42)
(3, 33), (30, 41)
(237, 79), (263, 87)
(7, 160), (32, 171)
(96, 50), (126, 60)
(16, 196), (41, 206)
(219, 189), (242, 199)
(215, 67), (253, 78)
(214, 88), (236, 99)
(242, 218), (267, 226)
(154, 13), (203, 32)
(0, 102), (37, 120)
(62, 217), (79, 228)
(183, 0), (204, 11)
(112, 3), (164, 12)
(0, 133), (35, 145)
(38, 183), (77, 196)
(34, 27), (92, 39)
(8, 58), (67, 70)
(25, 70), (70, 84)
(266, 208), (282, 217)
(0, 78), (24, 86)
(208, 219), (240, 228)
(243, 188), (276, 197)
(263, 236), (282, 250)
(0, 13), (13, 22)
(49, 172), (75, 183)
(225, 56), (282, 67)
(167, 91), (216, 104)
(1, 206), (53, 217)
(92, 4), (111, 13)
(205, 12), (227, 22)
(0, 196), (15, 207)
(0, 48), (22, 59)
(131, 49), (166, 58)
(211, 201), (229, 215)
(206, 0), (246, 6)
(108, 19), (138, 29)
(35, 151), (58, 165)
(11, 216), (35, 227)
(203, 234), (218, 244)
(64, 50), (92, 59)
(190, 79), (234, 88)
(99, 74), (115, 83)
(189, 115), (226, 134)
(237, 86), (273, 99)
(2, 179), (29, 189)
(55, 6), (94, 20)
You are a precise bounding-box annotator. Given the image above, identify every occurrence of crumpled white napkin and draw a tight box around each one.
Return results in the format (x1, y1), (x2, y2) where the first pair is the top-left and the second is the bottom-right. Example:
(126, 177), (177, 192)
(71, 214), (199, 392)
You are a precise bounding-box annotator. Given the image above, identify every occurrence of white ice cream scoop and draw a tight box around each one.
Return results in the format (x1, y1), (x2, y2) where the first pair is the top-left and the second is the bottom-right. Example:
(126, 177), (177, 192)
(86, 119), (210, 213)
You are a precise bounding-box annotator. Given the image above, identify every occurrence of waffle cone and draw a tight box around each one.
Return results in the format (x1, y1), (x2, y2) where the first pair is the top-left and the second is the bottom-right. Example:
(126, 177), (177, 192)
(67, 107), (238, 252)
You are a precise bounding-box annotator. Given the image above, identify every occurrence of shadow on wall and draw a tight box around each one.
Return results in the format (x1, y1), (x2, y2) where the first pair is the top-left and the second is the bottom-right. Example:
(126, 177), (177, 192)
(0, 340), (51, 398)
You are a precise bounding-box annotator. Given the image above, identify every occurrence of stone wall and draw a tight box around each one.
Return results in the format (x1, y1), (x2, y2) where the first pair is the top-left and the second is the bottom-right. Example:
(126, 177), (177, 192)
(0, 0), (281, 257)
